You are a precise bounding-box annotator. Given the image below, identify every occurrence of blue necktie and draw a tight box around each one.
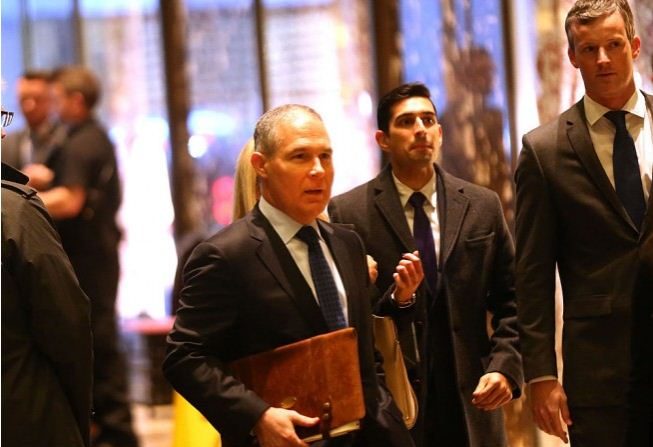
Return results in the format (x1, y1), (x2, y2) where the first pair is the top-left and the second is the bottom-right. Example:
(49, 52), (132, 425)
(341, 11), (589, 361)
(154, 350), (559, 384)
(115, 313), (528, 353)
(409, 192), (438, 294)
(604, 110), (646, 230)
(296, 226), (346, 330)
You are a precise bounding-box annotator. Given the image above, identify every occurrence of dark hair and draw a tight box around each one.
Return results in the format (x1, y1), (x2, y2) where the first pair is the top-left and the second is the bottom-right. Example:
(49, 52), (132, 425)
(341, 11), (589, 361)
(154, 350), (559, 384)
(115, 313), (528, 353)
(565, 0), (635, 51)
(21, 69), (52, 82)
(51, 65), (102, 109)
(377, 82), (436, 132)
(253, 104), (323, 156)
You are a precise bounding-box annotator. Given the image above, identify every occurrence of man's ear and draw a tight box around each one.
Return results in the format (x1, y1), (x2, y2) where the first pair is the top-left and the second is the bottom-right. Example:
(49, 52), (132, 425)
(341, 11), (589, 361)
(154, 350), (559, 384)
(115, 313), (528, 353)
(567, 46), (579, 69)
(250, 151), (267, 179)
(72, 91), (87, 110)
(375, 130), (389, 152)
(630, 35), (641, 60)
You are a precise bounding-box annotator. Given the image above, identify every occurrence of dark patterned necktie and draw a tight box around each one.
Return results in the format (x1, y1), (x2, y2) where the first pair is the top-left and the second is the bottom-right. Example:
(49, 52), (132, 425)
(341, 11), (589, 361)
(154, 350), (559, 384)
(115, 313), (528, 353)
(408, 192), (438, 293)
(604, 110), (646, 230)
(296, 226), (346, 330)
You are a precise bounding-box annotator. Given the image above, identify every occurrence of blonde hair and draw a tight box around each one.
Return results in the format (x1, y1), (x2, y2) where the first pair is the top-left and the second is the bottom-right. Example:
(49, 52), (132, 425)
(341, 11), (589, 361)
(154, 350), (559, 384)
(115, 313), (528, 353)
(232, 138), (258, 220)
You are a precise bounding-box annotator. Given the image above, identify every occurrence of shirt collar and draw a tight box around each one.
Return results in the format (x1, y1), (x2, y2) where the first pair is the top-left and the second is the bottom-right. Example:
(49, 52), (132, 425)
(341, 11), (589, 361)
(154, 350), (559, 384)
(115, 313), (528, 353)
(258, 196), (319, 244)
(584, 89), (645, 127)
(391, 169), (437, 209)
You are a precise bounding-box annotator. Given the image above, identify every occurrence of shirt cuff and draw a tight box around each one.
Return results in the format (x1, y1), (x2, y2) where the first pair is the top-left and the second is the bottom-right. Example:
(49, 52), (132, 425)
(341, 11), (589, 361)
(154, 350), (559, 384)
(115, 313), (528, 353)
(528, 375), (558, 384)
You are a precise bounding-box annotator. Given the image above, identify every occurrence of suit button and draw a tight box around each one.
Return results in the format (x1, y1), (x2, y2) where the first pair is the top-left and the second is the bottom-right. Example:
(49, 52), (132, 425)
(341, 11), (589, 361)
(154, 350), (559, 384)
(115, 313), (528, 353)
(415, 320), (423, 327)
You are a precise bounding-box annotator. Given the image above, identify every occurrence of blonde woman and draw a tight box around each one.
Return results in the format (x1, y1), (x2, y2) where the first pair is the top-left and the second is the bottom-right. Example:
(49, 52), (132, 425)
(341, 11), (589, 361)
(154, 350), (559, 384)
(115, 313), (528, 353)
(171, 138), (255, 447)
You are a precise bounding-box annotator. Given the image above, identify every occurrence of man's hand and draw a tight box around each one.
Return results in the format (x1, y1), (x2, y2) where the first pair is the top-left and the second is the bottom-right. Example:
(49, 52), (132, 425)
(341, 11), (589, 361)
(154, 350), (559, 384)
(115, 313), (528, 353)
(529, 379), (572, 443)
(393, 251), (423, 303)
(366, 255), (378, 284)
(22, 163), (54, 191)
(472, 372), (513, 411)
(254, 407), (319, 447)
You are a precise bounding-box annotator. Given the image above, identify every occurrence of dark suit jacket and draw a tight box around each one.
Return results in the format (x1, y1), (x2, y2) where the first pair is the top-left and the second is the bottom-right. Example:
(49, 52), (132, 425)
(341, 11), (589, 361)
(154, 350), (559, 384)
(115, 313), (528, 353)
(1, 164), (93, 447)
(329, 164), (522, 447)
(515, 94), (653, 410)
(163, 205), (412, 447)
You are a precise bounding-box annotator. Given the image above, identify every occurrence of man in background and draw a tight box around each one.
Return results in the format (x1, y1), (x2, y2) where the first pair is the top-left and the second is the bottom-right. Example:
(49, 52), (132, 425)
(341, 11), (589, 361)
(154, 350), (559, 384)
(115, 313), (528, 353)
(515, 0), (652, 444)
(27, 65), (138, 447)
(2, 109), (93, 447)
(329, 82), (522, 447)
(1, 70), (65, 175)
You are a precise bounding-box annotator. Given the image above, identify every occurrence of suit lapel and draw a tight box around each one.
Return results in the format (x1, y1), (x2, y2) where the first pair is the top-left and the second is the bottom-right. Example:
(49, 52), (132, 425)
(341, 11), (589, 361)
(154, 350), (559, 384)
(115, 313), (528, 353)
(565, 101), (637, 231)
(249, 208), (328, 334)
(437, 166), (470, 268)
(642, 94), (653, 240)
(373, 166), (416, 252)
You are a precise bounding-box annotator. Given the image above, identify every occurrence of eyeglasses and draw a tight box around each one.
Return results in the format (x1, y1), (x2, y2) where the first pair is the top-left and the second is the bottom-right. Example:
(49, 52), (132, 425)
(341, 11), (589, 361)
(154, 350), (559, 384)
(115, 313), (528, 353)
(1, 110), (14, 127)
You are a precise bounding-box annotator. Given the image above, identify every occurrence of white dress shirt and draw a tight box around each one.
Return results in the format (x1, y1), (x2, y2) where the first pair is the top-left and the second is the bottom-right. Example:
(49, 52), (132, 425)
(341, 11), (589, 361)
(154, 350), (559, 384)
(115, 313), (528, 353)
(258, 197), (349, 324)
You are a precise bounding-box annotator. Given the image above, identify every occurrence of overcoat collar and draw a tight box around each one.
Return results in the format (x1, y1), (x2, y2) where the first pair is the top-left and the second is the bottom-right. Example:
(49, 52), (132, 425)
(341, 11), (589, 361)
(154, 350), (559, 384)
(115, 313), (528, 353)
(371, 163), (470, 269)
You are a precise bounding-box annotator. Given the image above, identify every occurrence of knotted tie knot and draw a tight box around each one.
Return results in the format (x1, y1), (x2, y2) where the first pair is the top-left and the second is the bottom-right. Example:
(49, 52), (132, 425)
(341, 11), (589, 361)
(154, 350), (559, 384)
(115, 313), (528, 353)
(408, 191), (427, 209)
(604, 110), (628, 131)
(296, 225), (320, 247)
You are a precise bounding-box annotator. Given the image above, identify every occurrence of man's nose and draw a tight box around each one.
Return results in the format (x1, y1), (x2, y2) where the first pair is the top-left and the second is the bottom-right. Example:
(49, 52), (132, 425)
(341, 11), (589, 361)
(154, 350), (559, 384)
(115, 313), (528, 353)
(310, 157), (325, 175)
(21, 98), (37, 112)
(597, 46), (610, 64)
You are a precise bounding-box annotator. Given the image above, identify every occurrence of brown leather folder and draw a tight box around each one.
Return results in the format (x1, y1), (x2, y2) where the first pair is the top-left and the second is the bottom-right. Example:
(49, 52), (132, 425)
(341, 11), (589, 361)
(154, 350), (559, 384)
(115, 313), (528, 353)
(228, 327), (365, 442)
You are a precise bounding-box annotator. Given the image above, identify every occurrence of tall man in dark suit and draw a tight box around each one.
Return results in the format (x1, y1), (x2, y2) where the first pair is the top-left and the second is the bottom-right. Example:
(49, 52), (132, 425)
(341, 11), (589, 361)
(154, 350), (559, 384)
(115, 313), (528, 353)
(164, 104), (418, 447)
(329, 83), (522, 447)
(515, 1), (652, 445)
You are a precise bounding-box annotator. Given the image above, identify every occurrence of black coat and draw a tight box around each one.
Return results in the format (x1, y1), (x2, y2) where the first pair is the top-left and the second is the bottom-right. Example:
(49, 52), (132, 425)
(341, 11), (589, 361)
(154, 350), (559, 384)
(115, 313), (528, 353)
(329, 164), (522, 447)
(1, 163), (93, 447)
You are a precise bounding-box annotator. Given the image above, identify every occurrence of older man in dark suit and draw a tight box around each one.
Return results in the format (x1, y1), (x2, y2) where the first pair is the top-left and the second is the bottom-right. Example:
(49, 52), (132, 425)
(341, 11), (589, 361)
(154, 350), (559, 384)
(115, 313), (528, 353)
(164, 104), (418, 447)
(515, 1), (652, 445)
(329, 83), (522, 447)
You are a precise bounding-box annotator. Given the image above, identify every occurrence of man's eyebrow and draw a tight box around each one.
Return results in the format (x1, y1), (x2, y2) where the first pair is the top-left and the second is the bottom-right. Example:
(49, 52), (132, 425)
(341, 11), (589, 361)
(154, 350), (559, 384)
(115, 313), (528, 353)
(394, 111), (436, 120)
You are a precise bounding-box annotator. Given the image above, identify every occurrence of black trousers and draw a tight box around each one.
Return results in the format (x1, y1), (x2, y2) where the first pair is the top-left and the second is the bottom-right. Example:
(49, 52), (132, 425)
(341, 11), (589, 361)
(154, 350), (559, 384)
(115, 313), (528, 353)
(421, 299), (468, 446)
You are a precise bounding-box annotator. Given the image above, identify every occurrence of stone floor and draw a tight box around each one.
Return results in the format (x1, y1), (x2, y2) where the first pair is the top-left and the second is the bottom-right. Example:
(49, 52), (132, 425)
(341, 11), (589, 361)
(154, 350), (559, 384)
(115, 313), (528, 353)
(132, 404), (174, 447)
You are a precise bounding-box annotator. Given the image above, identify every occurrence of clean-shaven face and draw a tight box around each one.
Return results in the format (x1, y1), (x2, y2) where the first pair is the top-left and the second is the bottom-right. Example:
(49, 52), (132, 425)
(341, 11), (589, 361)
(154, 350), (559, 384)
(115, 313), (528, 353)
(377, 96), (442, 170)
(17, 78), (51, 128)
(255, 112), (334, 224)
(567, 11), (640, 108)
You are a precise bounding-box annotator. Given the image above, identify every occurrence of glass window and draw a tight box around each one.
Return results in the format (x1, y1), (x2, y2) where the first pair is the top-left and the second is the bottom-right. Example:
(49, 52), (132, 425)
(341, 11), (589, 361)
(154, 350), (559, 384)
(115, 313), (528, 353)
(262, 0), (379, 195)
(186, 0), (262, 227)
(400, 0), (515, 222)
(80, 0), (176, 318)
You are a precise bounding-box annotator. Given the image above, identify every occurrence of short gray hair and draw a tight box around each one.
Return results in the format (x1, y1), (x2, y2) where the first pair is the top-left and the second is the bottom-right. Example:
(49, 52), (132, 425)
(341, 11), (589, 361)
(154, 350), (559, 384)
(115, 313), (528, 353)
(253, 104), (323, 156)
